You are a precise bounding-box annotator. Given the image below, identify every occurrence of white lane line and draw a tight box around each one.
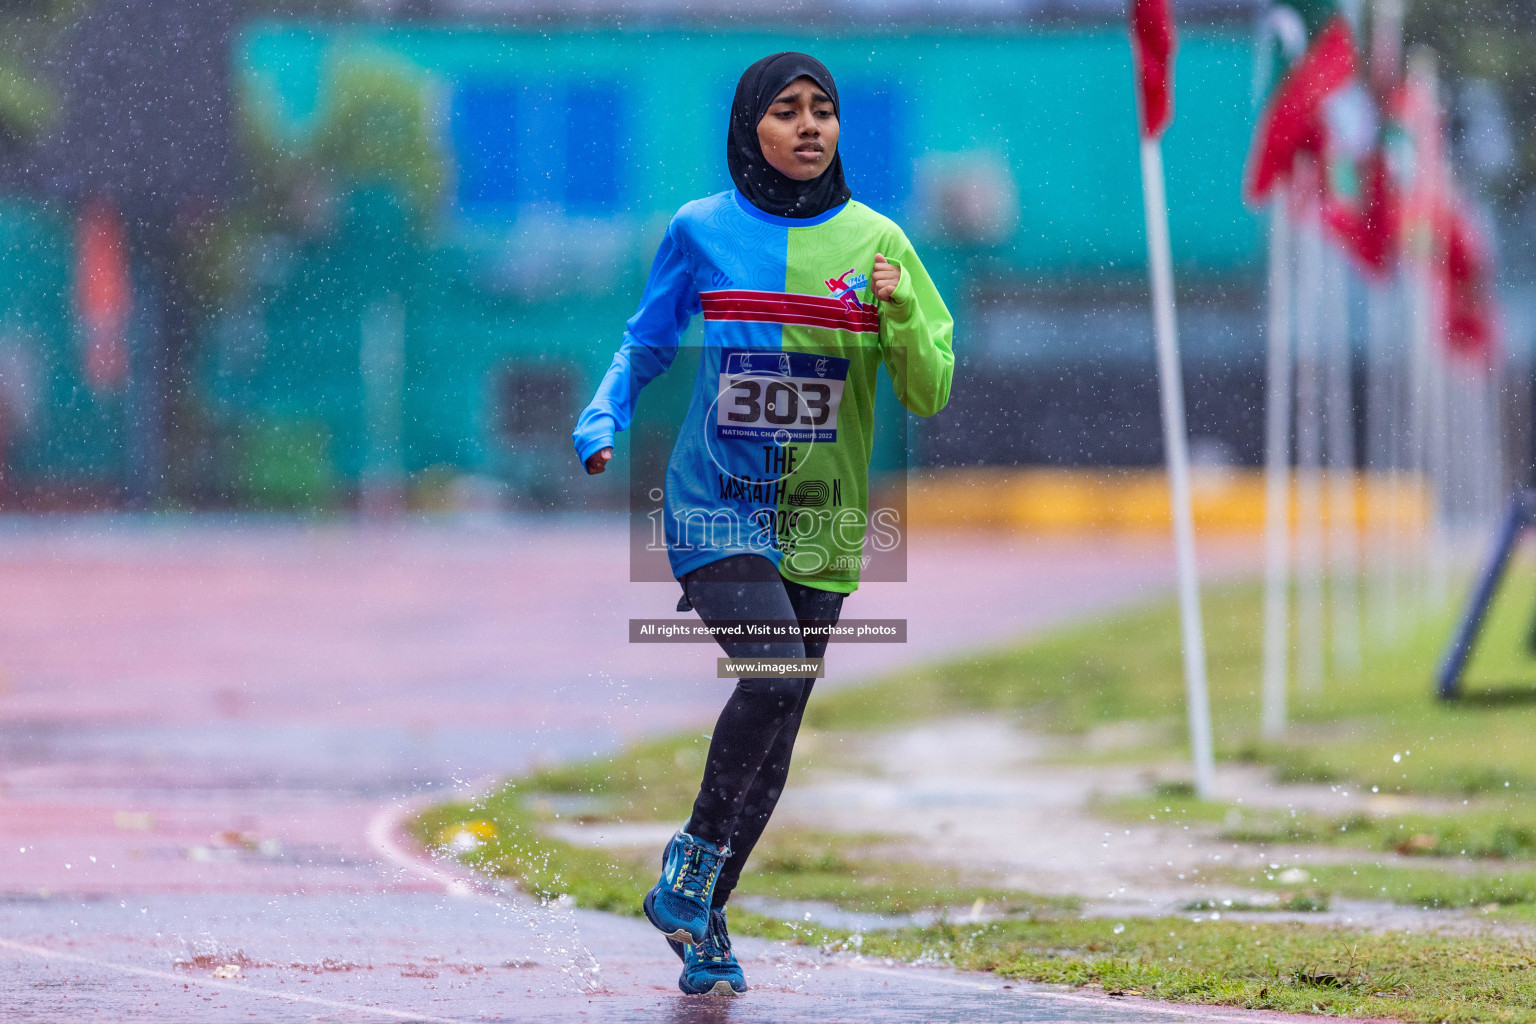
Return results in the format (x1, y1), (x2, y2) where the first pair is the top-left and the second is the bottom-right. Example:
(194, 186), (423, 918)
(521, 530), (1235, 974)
(0, 936), (471, 1024)
(841, 963), (1288, 1023)
(365, 779), (505, 901)
(364, 784), (609, 997)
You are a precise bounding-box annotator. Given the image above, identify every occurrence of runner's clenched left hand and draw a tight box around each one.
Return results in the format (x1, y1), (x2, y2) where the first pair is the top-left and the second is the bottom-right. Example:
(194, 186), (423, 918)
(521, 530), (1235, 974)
(872, 253), (901, 302)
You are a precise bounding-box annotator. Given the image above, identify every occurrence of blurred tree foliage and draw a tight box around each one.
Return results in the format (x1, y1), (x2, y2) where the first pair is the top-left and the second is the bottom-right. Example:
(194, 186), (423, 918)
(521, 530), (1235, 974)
(190, 46), (449, 310)
(0, 0), (84, 154)
(242, 47), (448, 229)
(1403, 0), (1535, 203)
(310, 54), (447, 218)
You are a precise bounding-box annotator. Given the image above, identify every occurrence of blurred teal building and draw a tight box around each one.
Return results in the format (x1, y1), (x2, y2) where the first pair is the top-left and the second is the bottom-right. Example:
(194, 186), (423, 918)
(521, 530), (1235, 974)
(0, 24), (1263, 508)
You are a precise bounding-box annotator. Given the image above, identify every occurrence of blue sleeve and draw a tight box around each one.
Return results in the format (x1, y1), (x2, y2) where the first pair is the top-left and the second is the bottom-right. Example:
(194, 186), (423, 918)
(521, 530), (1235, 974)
(572, 221), (700, 466)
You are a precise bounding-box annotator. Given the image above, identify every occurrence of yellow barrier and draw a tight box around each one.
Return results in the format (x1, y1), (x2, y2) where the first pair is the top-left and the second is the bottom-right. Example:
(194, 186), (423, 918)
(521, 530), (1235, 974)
(902, 467), (1429, 534)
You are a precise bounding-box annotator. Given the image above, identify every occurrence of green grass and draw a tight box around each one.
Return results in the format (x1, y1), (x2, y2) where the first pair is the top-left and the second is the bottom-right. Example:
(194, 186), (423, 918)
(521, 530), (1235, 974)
(413, 781), (1068, 920)
(1226, 861), (1536, 911)
(415, 791), (648, 915)
(1102, 792), (1536, 860)
(519, 732), (712, 820)
(413, 569), (1536, 1020)
(810, 572), (1536, 798)
(846, 917), (1536, 1023)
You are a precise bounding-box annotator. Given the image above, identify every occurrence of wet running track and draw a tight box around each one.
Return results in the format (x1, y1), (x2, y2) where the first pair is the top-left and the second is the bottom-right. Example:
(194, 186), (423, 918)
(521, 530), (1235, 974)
(0, 515), (1267, 1022)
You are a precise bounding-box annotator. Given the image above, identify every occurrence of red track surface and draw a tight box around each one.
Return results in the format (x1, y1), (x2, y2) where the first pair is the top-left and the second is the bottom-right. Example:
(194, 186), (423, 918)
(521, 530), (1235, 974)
(0, 516), (1278, 1022)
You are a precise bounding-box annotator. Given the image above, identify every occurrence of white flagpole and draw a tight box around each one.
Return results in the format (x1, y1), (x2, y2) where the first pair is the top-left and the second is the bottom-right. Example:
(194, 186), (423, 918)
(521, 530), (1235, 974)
(1139, 135), (1216, 798)
(1484, 362), (1505, 522)
(1293, 156), (1327, 694)
(1446, 369), (1467, 523)
(1407, 248), (1435, 601)
(1261, 192), (1294, 739)
(1369, 0), (1405, 639)
(1472, 358), (1501, 527)
(1365, 278), (1401, 638)
(1324, 245), (1362, 675)
(1408, 49), (1449, 607)
(1473, 369), (1492, 524)
(1425, 252), (1450, 604)
(1386, 279), (1407, 628)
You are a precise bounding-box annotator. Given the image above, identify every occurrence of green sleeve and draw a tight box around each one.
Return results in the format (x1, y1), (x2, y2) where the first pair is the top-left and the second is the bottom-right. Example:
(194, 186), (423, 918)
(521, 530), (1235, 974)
(877, 235), (954, 418)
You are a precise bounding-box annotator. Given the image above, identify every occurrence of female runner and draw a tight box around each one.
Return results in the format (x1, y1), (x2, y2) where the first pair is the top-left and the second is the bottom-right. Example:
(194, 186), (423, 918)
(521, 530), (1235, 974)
(574, 51), (953, 996)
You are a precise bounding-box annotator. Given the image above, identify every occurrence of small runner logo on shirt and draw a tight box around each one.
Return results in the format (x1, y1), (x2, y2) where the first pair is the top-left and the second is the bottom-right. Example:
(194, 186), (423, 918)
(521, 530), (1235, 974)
(824, 269), (868, 311)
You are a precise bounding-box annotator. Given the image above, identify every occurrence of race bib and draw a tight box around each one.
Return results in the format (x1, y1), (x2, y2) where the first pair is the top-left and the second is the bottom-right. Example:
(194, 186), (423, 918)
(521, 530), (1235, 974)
(715, 349), (849, 443)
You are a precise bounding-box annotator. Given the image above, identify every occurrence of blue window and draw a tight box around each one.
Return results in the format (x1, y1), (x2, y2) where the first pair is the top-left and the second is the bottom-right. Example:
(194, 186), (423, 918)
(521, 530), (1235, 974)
(518, 83), (565, 209)
(837, 82), (907, 212)
(451, 78), (627, 217)
(564, 81), (625, 214)
(451, 81), (518, 209)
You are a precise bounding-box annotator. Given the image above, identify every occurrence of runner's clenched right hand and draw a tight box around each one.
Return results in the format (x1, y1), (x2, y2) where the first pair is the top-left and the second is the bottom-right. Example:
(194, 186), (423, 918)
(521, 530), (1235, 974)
(584, 447), (614, 475)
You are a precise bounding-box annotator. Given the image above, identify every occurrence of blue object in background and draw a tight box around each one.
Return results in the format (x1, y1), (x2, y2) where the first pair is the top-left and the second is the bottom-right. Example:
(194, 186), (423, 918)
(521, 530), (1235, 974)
(452, 79), (627, 216)
(517, 83), (564, 209)
(1437, 492), (1536, 700)
(837, 81), (906, 213)
(451, 80), (519, 210)
(565, 81), (626, 214)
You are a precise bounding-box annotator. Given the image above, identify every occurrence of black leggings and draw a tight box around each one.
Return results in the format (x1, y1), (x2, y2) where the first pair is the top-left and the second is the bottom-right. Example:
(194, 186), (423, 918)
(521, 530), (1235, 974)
(679, 553), (845, 907)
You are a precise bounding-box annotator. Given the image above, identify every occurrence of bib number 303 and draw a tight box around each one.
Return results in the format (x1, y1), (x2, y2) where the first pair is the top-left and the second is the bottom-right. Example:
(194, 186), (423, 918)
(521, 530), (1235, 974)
(714, 349), (849, 443)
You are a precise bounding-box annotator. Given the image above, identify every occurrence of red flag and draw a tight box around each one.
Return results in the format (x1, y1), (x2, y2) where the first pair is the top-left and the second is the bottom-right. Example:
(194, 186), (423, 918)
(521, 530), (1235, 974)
(1244, 12), (1358, 205)
(1390, 68), (1497, 361)
(1130, 0), (1176, 138)
(1321, 147), (1399, 278)
(74, 198), (131, 393)
(1439, 205), (1497, 362)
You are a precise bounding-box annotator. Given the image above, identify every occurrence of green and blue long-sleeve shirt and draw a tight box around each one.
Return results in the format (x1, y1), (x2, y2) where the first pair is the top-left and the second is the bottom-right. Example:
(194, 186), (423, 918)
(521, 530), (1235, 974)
(574, 189), (954, 593)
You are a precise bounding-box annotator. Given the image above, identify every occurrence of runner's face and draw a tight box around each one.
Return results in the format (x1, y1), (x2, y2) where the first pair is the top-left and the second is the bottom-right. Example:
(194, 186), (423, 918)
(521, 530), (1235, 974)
(756, 76), (839, 182)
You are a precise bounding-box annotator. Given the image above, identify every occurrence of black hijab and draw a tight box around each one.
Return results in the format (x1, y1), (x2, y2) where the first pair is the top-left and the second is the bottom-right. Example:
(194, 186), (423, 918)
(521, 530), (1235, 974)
(727, 52), (852, 219)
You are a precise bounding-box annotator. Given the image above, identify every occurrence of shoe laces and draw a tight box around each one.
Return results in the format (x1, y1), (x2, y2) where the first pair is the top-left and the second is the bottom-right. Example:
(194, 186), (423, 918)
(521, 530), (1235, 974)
(692, 909), (735, 964)
(672, 835), (728, 900)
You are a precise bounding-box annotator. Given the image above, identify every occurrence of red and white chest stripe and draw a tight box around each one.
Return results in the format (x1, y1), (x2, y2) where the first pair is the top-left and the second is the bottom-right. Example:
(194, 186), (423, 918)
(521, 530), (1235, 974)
(699, 289), (879, 335)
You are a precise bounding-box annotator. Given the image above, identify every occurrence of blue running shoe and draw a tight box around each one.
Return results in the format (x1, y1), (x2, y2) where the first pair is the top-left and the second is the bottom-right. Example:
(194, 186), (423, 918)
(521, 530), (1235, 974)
(643, 830), (730, 945)
(678, 908), (746, 996)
